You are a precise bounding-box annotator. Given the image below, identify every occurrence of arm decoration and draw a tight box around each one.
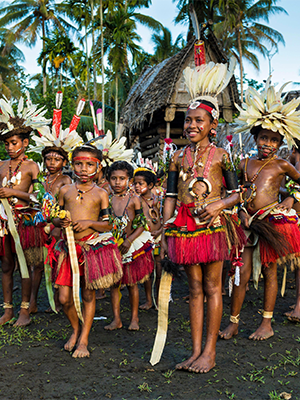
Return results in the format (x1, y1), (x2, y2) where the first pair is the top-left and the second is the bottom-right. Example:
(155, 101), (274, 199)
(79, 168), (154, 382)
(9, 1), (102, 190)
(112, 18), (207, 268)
(32, 179), (39, 184)
(132, 209), (149, 231)
(101, 208), (111, 221)
(285, 179), (300, 203)
(49, 204), (66, 221)
(223, 169), (239, 190)
(166, 171), (178, 198)
(33, 181), (46, 203)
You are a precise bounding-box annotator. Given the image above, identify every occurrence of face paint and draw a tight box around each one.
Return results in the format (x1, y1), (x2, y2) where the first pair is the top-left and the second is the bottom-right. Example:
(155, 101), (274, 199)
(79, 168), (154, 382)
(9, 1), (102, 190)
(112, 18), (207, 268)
(257, 145), (277, 158)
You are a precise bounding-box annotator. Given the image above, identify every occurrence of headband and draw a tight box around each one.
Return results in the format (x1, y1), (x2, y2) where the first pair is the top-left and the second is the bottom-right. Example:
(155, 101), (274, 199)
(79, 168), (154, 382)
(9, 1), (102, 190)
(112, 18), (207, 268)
(73, 156), (100, 163)
(45, 152), (64, 160)
(188, 102), (218, 119)
(134, 167), (157, 177)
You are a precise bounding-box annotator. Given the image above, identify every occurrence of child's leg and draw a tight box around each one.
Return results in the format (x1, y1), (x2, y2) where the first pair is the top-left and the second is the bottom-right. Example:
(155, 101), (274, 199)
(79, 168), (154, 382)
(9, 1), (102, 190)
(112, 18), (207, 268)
(249, 261), (277, 340)
(285, 268), (300, 322)
(73, 286), (96, 358)
(59, 285), (80, 351)
(222, 261), (227, 295)
(0, 237), (16, 325)
(105, 284), (122, 330)
(139, 279), (152, 310)
(219, 247), (253, 339)
(188, 260), (223, 374)
(128, 284), (139, 330)
(29, 262), (43, 314)
(176, 263), (204, 371)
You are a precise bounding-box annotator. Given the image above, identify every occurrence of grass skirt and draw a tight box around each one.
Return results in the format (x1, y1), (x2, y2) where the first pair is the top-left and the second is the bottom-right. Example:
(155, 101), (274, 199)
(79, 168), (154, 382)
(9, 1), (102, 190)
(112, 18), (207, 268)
(0, 206), (47, 266)
(53, 232), (123, 290)
(122, 241), (154, 285)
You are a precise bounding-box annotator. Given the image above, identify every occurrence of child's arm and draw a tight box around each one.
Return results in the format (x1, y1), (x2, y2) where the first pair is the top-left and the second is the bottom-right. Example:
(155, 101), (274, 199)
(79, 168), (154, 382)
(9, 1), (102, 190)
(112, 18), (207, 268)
(52, 186), (71, 228)
(72, 189), (113, 233)
(119, 197), (146, 255)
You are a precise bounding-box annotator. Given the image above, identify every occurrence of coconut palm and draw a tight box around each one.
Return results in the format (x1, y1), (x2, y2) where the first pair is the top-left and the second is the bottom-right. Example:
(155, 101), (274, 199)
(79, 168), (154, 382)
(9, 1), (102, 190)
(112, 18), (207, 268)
(0, 0), (76, 96)
(214, 0), (287, 97)
(151, 27), (185, 64)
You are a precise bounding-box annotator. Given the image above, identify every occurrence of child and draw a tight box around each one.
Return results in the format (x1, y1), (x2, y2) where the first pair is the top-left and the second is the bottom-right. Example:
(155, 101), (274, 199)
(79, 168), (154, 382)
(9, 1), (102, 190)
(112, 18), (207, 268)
(160, 59), (243, 373)
(133, 167), (162, 309)
(0, 96), (50, 326)
(220, 80), (300, 341)
(53, 144), (123, 357)
(105, 161), (154, 331)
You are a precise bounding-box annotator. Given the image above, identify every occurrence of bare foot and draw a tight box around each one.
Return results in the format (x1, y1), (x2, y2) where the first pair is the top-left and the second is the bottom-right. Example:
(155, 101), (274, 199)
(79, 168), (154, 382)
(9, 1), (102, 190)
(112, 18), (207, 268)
(45, 305), (62, 313)
(176, 353), (200, 371)
(139, 302), (152, 310)
(188, 352), (216, 374)
(28, 303), (38, 314)
(64, 331), (80, 352)
(285, 309), (300, 323)
(104, 319), (122, 331)
(128, 320), (139, 331)
(14, 309), (31, 327)
(249, 324), (274, 340)
(72, 343), (90, 358)
(0, 309), (14, 325)
(219, 322), (238, 340)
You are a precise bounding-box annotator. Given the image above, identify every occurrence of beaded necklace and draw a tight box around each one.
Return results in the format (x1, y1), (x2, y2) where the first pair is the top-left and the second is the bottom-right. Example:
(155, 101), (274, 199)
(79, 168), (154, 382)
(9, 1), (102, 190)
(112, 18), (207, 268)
(179, 143), (214, 181)
(45, 171), (62, 194)
(8, 156), (27, 187)
(244, 155), (276, 183)
(141, 195), (160, 224)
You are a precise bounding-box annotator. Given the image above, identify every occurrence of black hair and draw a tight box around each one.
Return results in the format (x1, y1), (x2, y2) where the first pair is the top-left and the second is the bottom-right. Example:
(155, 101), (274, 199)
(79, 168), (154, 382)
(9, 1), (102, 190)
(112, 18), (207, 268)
(107, 160), (134, 180)
(0, 116), (32, 141)
(187, 99), (216, 122)
(134, 169), (157, 186)
(72, 144), (103, 162)
(294, 139), (300, 154)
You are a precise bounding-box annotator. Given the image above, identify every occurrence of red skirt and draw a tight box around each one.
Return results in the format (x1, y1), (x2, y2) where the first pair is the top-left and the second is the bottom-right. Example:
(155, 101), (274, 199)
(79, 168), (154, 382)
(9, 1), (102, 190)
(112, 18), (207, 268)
(122, 241), (154, 285)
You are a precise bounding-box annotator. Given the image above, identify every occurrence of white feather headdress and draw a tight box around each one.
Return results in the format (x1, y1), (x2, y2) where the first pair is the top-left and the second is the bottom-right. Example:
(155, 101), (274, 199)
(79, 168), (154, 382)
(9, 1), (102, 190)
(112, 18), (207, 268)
(85, 130), (134, 167)
(28, 92), (84, 157)
(235, 77), (300, 149)
(0, 92), (51, 138)
(183, 57), (237, 119)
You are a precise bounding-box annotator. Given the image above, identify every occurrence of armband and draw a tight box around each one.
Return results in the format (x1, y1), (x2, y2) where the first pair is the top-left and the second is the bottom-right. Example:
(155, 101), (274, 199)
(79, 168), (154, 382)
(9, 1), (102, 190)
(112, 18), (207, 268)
(32, 179), (39, 184)
(135, 208), (142, 215)
(100, 208), (111, 216)
(292, 192), (300, 203)
(166, 171), (178, 197)
(223, 169), (238, 190)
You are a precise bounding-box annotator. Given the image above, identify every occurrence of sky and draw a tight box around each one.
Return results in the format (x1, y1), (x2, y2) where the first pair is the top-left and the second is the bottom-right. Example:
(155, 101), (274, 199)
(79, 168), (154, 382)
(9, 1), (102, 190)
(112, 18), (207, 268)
(17, 0), (300, 90)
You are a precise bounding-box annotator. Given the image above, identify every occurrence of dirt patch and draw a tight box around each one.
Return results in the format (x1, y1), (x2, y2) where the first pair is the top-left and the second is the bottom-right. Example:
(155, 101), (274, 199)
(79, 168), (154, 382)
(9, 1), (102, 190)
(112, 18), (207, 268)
(0, 270), (299, 400)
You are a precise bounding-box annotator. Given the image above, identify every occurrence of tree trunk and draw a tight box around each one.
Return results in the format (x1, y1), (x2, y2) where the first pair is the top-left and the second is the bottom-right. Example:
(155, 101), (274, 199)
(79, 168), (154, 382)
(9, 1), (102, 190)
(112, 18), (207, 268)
(91, 0), (97, 99)
(42, 19), (47, 97)
(85, 22), (90, 100)
(115, 75), (118, 137)
(100, 0), (105, 130)
(237, 15), (244, 101)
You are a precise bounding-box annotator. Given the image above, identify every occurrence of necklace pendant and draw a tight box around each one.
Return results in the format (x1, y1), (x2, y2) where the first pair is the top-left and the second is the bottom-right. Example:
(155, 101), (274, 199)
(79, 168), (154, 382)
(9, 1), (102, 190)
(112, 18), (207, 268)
(198, 162), (204, 168)
(183, 173), (188, 182)
(179, 170), (184, 178)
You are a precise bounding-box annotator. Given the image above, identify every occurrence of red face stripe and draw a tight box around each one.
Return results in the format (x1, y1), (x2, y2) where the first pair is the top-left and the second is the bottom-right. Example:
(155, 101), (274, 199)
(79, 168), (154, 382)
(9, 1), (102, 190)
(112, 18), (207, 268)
(73, 156), (100, 163)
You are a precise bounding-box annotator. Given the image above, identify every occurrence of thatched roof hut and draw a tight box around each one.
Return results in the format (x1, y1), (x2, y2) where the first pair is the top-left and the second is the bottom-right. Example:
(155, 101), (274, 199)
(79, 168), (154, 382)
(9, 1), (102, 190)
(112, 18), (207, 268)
(121, 29), (240, 161)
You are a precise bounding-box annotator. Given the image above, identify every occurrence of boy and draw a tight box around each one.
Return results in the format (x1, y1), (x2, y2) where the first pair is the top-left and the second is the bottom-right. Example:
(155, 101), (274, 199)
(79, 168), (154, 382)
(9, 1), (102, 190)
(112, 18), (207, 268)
(133, 167), (162, 310)
(0, 97), (50, 326)
(105, 161), (154, 331)
(53, 144), (123, 357)
(220, 80), (300, 341)
(160, 60), (243, 373)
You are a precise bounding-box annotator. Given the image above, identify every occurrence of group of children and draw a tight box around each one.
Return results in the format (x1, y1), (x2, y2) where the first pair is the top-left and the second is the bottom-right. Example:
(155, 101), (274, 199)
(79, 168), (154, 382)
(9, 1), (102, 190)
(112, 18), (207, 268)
(1, 61), (300, 372)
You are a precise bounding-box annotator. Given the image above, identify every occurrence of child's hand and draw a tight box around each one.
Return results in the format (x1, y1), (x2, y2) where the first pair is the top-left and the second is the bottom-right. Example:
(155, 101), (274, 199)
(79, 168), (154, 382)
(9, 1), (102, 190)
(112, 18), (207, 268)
(151, 229), (161, 239)
(276, 197), (294, 212)
(119, 239), (131, 255)
(72, 220), (91, 232)
(197, 201), (224, 228)
(0, 187), (14, 198)
(60, 217), (72, 228)
(239, 210), (250, 229)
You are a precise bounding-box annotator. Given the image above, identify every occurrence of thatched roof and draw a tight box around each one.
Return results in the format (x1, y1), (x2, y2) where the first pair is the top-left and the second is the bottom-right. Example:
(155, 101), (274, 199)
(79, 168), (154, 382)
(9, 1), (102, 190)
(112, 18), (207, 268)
(121, 30), (240, 133)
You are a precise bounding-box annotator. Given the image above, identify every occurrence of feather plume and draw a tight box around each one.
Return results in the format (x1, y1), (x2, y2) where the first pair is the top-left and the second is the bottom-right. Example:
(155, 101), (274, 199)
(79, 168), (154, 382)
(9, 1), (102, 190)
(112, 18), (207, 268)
(189, 3), (200, 40)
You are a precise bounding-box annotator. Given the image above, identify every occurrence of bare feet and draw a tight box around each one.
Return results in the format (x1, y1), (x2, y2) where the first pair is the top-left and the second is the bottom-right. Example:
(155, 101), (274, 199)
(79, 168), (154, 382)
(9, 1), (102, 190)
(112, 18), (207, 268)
(128, 319), (139, 331)
(64, 331), (80, 352)
(249, 324), (274, 340)
(284, 309), (300, 323)
(176, 353), (200, 371)
(72, 343), (90, 358)
(188, 352), (216, 374)
(139, 301), (152, 310)
(28, 302), (38, 314)
(14, 309), (31, 327)
(45, 305), (62, 313)
(219, 322), (238, 340)
(104, 319), (122, 331)
(0, 309), (14, 325)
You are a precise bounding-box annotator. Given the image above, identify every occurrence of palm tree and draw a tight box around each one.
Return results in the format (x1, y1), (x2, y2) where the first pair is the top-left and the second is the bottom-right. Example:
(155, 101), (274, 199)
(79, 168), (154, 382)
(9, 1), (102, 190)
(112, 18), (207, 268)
(215, 0), (287, 97)
(0, 0), (76, 96)
(151, 27), (185, 64)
